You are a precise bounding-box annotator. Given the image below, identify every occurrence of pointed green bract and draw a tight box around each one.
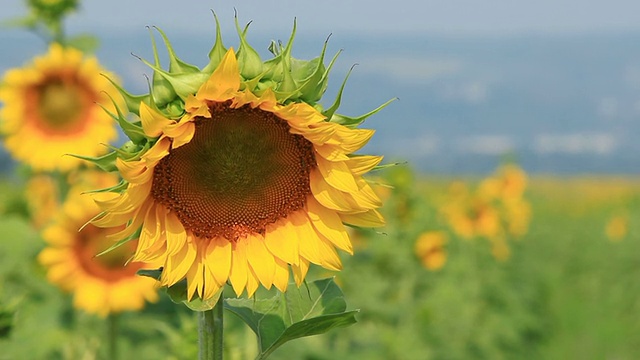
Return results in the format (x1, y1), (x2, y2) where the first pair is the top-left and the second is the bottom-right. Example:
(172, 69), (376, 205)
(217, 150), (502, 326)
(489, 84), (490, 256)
(93, 12), (393, 195)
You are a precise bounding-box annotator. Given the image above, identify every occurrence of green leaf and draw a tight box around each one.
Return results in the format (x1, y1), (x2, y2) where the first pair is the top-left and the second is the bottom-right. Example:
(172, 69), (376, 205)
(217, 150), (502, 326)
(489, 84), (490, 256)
(225, 278), (358, 359)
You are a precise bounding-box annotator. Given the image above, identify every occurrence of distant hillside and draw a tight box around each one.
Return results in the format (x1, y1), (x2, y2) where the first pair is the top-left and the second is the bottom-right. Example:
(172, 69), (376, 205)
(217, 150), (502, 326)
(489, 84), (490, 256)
(2, 31), (640, 174)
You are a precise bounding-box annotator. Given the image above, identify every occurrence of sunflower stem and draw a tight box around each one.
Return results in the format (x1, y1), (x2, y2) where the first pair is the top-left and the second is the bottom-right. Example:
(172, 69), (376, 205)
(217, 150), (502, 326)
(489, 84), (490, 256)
(198, 296), (224, 360)
(107, 313), (119, 360)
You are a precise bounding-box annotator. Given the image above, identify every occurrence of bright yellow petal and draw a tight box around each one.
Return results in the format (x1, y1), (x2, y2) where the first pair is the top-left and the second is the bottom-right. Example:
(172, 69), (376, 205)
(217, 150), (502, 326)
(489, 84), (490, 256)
(229, 238), (248, 296)
(165, 210), (187, 256)
(306, 197), (353, 255)
(289, 210), (323, 265)
(204, 237), (232, 286)
(273, 258), (289, 292)
(291, 258), (310, 287)
(344, 155), (384, 176)
(162, 236), (197, 287)
(339, 209), (385, 228)
(264, 219), (300, 265)
(197, 48), (240, 101)
(139, 101), (173, 138)
(316, 156), (359, 193)
(245, 234), (276, 289)
(309, 169), (353, 212)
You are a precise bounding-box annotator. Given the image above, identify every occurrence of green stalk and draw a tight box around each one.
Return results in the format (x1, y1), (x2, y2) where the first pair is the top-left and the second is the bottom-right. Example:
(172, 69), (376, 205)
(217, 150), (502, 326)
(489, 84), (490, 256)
(198, 296), (224, 360)
(107, 313), (118, 360)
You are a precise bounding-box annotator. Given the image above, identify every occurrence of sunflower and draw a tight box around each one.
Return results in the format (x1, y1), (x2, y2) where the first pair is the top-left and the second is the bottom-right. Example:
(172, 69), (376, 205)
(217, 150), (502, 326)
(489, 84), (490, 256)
(605, 214), (628, 242)
(38, 172), (159, 317)
(0, 43), (119, 171)
(89, 20), (388, 301)
(414, 231), (447, 271)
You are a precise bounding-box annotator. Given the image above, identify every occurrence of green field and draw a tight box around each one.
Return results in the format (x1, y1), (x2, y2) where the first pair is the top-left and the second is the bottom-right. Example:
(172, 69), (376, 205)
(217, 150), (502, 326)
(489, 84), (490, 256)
(2, 169), (640, 359)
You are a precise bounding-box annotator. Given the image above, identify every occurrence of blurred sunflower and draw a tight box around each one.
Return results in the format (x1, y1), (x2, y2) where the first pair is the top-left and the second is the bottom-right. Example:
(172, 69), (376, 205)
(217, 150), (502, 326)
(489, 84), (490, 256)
(605, 214), (628, 242)
(25, 174), (60, 229)
(38, 173), (158, 317)
(0, 43), (119, 171)
(479, 164), (527, 201)
(415, 231), (447, 271)
(442, 197), (501, 239)
(91, 22), (388, 300)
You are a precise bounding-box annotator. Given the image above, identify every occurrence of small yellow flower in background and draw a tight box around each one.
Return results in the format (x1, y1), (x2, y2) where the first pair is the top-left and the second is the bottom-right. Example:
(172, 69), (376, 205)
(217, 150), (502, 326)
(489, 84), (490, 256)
(479, 164), (527, 201)
(0, 43), (120, 172)
(605, 214), (628, 242)
(441, 197), (501, 239)
(439, 163), (531, 262)
(90, 20), (389, 301)
(415, 231), (447, 270)
(25, 174), (60, 229)
(38, 172), (159, 317)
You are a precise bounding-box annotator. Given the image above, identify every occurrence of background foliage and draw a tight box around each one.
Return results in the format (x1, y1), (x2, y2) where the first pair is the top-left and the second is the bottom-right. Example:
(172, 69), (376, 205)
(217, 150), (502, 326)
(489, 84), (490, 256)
(2, 167), (640, 359)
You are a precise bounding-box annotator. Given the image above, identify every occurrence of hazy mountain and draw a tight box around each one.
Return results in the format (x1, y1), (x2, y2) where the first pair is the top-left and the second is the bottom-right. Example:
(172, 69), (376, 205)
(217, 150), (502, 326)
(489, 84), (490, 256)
(2, 30), (640, 174)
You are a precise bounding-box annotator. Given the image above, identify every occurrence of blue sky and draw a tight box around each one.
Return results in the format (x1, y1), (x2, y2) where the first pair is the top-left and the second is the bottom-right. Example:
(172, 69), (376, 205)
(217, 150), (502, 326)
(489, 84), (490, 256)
(4, 0), (640, 36)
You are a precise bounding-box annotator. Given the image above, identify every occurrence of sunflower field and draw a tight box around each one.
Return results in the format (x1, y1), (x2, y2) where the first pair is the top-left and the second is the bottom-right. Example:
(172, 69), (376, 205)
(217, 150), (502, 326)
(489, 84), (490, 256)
(3, 1), (640, 360)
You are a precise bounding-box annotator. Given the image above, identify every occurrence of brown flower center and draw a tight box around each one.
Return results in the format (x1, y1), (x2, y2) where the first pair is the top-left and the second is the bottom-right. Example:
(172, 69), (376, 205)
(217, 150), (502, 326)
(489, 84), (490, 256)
(151, 104), (316, 241)
(74, 224), (141, 282)
(30, 76), (92, 133)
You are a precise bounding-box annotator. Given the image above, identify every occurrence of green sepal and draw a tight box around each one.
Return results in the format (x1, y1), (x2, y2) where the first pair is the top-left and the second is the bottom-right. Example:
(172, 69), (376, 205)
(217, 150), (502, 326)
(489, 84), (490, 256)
(154, 26), (201, 74)
(110, 140), (152, 162)
(68, 150), (117, 172)
(322, 64), (357, 121)
(329, 97), (397, 127)
(137, 268), (162, 280)
(137, 270), (224, 311)
(81, 179), (128, 194)
(292, 36), (337, 103)
(203, 11), (228, 74)
(101, 74), (148, 116)
(234, 16), (263, 80)
(138, 53), (209, 103)
(371, 161), (405, 172)
(96, 94), (147, 143)
(273, 20), (302, 102)
(225, 277), (358, 360)
(94, 226), (141, 259)
(146, 27), (179, 107)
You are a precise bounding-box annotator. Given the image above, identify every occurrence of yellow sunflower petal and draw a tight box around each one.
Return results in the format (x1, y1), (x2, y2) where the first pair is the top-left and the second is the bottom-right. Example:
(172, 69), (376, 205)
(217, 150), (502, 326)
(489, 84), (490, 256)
(140, 101), (174, 138)
(196, 48), (240, 101)
(162, 236), (197, 287)
(316, 156), (359, 193)
(309, 169), (354, 212)
(273, 258), (290, 292)
(245, 234), (276, 289)
(246, 266), (260, 298)
(339, 209), (385, 228)
(306, 197), (353, 255)
(264, 219), (300, 265)
(345, 155), (384, 176)
(165, 210), (188, 256)
(229, 239), (249, 296)
(289, 210), (323, 265)
(204, 238), (232, 286)
(291, 258), (310, 287)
